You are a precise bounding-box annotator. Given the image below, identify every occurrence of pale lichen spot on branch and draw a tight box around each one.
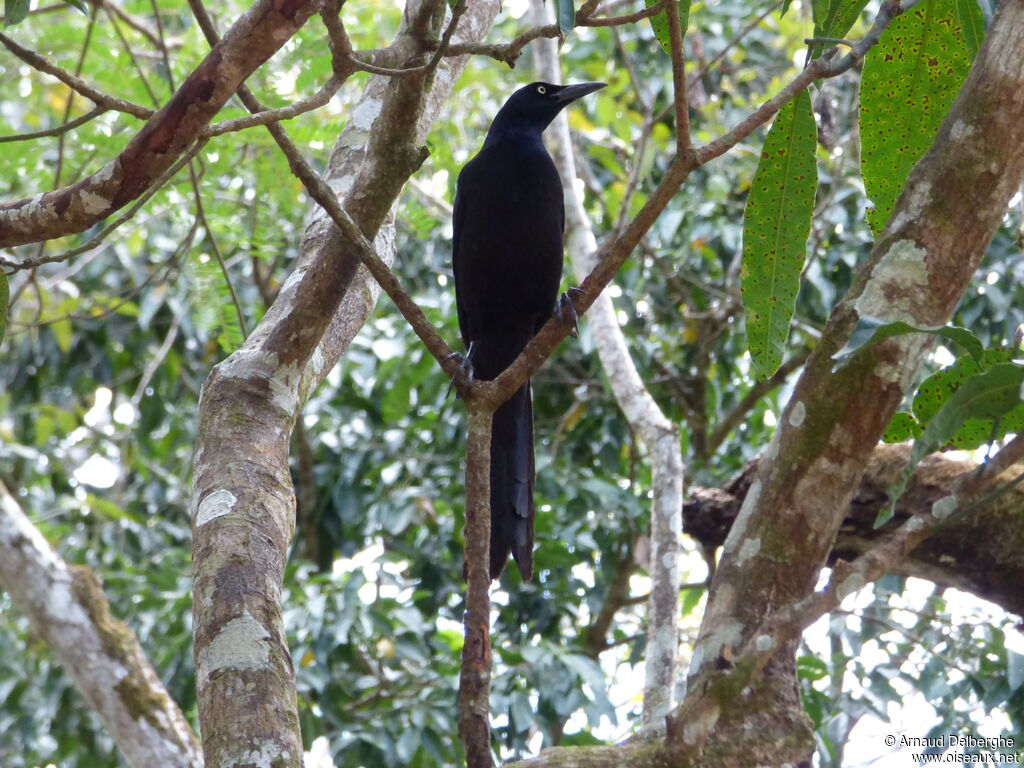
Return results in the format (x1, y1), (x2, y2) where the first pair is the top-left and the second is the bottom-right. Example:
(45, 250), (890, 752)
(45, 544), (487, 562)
(736, 536), (761, 566)
(194, 489), (237, 526)
(788, 400), (806, 427)
(197, 609), (272, 686)
(887, 179), (932, 232)
(932, 495), (957, 519)
(855, 239), (930, 325)
(233, 740), (293, 768)
(268, 359), (303, 414)
(47, 578), (91, 626)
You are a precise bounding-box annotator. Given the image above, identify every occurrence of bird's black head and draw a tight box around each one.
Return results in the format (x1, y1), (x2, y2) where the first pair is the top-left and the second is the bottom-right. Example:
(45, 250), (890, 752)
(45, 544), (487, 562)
(485, 81), (606, 145)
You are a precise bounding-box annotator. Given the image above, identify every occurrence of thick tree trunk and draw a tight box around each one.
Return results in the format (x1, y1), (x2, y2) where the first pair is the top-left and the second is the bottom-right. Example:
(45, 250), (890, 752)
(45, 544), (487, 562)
(189, 3), (500, 766)
(676, 0), (1024, 762)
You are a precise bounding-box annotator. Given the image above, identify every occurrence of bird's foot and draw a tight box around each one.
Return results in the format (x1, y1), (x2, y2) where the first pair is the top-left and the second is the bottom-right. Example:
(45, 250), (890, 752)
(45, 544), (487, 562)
(555, 287), (585, 339)
(444, 342), (475, 398)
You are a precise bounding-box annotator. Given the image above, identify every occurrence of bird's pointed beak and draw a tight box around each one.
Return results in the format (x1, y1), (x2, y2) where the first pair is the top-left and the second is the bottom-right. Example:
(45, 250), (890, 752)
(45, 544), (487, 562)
(554, 81), (607, 104)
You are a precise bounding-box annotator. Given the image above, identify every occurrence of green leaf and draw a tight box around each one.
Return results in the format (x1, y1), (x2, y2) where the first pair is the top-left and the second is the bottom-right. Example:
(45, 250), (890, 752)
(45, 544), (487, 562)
(859, 0), (973, 235)
(556, 0), (575, 36)
(61, 0), (88, 15)
(741, 90), (818, 380)
(911, 348), (1024, 449)
(837, 319), (984, 367)
(4, 0), (30, 27)
(954, 0), (985, 59)
(646, 0), (691, 57)
(809, 0), (872, 59)
(884, 362), (1024, 523)
(882, 411), (921, 443)
(0, 270), (7, 347)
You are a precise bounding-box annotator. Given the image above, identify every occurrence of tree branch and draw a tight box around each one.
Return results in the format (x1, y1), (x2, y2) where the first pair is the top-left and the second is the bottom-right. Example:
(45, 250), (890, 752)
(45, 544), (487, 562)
(0, 482), (202, 768)
(458, 405), (495, 768)
(0, 31), (153, 118)
(0, 106), (109, 144)
(0, 0), (320, 248)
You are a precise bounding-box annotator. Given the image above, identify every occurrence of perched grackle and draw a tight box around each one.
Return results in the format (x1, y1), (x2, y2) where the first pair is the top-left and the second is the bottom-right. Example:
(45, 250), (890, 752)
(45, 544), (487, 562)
(452, 81), (605, 581)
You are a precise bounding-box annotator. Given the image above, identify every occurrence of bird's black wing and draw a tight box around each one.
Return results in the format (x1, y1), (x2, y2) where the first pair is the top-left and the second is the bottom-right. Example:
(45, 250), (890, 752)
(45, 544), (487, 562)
(451, 166), (469, 342)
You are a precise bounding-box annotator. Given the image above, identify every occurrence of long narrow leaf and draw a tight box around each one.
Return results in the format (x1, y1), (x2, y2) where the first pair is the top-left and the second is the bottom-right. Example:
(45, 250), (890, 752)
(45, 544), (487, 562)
(954, 0), (985, 59)
(859, 0), (972, 235)
(741, 90), (818, 380)
(882, 362), (1024, 526)
(556, 0), (575, 36)
(646, 0), (692, 57)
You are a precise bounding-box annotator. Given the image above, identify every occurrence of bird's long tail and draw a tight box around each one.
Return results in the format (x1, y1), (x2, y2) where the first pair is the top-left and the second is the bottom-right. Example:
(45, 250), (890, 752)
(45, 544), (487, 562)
(489, 381), (535, 581)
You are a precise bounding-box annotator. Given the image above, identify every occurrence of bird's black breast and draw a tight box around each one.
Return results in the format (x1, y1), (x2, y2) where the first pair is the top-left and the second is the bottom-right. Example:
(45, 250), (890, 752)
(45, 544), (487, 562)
(452, 137), (565, 358)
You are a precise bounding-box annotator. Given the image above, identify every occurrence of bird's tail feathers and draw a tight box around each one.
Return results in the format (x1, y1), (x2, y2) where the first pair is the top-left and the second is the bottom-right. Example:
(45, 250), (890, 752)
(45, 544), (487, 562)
(489, 381), (535, 581)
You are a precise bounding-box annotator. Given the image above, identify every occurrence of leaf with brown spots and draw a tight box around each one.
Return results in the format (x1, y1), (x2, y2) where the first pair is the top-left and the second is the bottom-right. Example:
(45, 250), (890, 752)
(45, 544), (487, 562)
(859, 0), (972, 236)
(741, 91), (818, 380)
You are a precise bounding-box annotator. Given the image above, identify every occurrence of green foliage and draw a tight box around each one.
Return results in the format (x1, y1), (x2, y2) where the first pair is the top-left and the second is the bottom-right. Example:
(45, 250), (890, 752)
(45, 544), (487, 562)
(3, 0), (29, 27)
(885, 348), (1024, 450)
(741, 90), (817, 380)
(646, 0), (692, 57)
(882, 360), (1024, 525)
(838, 319), (984, 367)
(809, 0), (872, 59)
(800, 584), (1024, 766)
(0, 0), (1022, 765)
(859, 0), (973, 235)
(955, 0), (986, 59)
(556, 0), (575, 36)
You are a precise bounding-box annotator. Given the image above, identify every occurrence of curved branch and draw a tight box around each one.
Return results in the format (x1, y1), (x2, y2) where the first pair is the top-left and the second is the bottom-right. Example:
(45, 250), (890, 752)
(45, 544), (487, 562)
(0, 32), (153, 118)
(0, 0), (320, 248)
(0, 106), (110, 144)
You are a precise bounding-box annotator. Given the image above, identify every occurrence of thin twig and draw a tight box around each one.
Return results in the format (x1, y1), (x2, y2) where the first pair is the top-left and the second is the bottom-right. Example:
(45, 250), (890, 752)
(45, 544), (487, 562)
(0, 141), (207, 271)
(0, 31), (153, 119)
(687, 1), (782, 88)
(0, 106), (108, 143)
(665, 0), (691, 153)
(706, 348), (811, 454)
(105, 4), (160, 106)
(205, 75), (346, 136)
(581, 0), (668, 26)
(92, 0), (163, 48)
(440, 25), (561, 67)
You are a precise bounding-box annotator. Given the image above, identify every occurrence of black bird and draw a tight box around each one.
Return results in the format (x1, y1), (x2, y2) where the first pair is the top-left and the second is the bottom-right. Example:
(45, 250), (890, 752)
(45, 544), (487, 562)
(452, 81), (605, 581)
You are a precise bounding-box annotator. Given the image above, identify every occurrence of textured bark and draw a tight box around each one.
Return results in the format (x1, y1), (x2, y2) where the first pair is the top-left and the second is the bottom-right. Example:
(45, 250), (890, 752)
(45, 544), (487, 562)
(529, 0), (684, 725)
(458, 407), (495, 768)
(675, 0), (1024, 763)
(0, 0), (318, 248)
(685, 443), (1024, 616)
(0, 482), (202, 768)
(189, 3), (500, 766)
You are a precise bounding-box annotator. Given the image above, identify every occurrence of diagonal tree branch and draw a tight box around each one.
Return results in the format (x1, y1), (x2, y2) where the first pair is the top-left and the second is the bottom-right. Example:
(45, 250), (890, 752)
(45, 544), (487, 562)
(0, 0), (320, 248)
(0, 482), (202, 768)
(188, 1), (501, 764)
(0, 31), (153, 118)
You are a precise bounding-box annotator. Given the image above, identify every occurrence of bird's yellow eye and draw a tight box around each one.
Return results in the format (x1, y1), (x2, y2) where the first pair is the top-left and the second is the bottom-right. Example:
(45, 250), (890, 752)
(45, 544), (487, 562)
(536, 85), (547, 94)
